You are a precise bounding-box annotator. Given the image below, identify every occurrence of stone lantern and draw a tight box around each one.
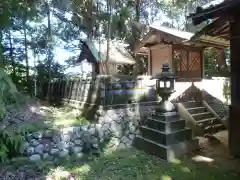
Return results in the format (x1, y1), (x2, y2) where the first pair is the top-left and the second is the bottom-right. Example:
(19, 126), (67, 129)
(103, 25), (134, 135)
(135, 63), (199, 161)
(152, 63), (176, 113)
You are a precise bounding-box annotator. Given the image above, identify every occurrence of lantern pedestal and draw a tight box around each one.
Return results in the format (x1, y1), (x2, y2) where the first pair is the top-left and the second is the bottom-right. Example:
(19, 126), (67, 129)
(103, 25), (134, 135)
(135, 108), (199, 161)
(134, 63), (199, 161)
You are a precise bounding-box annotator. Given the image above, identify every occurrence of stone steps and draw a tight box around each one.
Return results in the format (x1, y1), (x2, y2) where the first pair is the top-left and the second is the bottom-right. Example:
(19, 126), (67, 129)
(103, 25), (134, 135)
(182, 101), (225, 136)
(187, 106), (207, 114)
(192, 112), (214, 121)
(182, 101), (203, 109)
(204, 124), (226, 135)
(197, 117), (219, 127)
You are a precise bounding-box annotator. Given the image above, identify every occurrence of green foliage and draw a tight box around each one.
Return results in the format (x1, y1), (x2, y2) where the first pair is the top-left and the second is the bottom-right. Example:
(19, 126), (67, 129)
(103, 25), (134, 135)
(204, 48), (230, 78)
(0, 123), (38, 163)
(223, 80), (231, 104)
(0, 71), (20, 120)
(0, 71), (31, 163)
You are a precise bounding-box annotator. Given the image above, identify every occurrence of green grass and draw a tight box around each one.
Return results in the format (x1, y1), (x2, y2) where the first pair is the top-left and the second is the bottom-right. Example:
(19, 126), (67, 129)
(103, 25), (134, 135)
(42, 148), (239, 180)
(51, 107), (89, 127)
(31, 106), (90, 130)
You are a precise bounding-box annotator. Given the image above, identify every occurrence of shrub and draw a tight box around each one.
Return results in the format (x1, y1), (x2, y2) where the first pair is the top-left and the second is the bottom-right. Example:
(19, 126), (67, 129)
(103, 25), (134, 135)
(0, 71), (28, 163)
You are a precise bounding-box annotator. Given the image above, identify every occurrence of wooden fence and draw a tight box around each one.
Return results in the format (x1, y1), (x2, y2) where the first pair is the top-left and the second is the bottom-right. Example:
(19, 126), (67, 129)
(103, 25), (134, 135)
(43, 76), (158, 106)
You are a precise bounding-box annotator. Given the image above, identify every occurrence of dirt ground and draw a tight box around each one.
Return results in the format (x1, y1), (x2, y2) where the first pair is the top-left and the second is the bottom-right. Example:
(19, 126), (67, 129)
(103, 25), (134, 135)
(191, 130), (240, 172)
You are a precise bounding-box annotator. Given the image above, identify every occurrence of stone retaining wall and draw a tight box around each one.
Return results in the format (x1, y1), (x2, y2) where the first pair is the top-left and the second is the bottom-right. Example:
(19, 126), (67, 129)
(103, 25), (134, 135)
(22, 106), (153, 162)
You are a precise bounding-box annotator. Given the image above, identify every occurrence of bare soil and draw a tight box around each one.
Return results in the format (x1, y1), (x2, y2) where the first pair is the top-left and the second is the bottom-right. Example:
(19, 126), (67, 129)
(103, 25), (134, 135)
(191, 130), (240, 172)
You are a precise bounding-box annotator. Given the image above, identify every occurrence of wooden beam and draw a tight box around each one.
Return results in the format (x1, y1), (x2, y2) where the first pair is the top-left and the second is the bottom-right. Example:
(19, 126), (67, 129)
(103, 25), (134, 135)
(192, 39), (229, 49)
(134, 29), (155, 54)
(172, 44), (203, 52)
(213, 27), (230, 36)
(211, 23), (229, 35)
(188, 0), (238, 25)
(191, 17), (233, 41)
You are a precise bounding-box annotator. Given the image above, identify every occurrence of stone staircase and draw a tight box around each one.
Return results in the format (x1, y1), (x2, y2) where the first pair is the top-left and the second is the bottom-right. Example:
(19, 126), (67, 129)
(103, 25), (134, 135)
(134, 110), (199, 161)
(180, 101), (226, 136)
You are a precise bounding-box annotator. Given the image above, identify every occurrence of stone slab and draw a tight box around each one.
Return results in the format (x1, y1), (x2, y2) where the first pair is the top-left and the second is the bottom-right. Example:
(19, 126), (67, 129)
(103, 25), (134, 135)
(140, 126), (192, 145)
(134, 135), (199, 162)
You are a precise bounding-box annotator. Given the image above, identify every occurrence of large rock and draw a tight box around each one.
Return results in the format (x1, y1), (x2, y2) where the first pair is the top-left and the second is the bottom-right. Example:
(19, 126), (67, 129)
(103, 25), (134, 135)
(101, 123), (110, 132)
(21, 142), (30, 151)
(73, 126), (81, 132)
(50, 148), (59, 155)
(32, 132), (43, 139)
(53, 136), (61, 143)
(57, 141), (69, 150)
(26, 147), (35, 156)
(44, 144), (50, 152)
(61, 134), (71, 142)
(74, 139), (83, 146)
(109, 122), (123, 137)
(81, 125), (89, 131)
(29, 139), (40, 147)
(35, 144), (44, 154)
(73, 147), (82, 154)
(42, 153), (49, 160)
(58, 150), (69, 158)
(43, 130), (53, 138)
(29, 154), (41, 162)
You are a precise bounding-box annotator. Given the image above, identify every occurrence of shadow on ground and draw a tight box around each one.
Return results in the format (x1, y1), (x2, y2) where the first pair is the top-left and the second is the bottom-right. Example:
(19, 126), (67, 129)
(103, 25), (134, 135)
(1, 147), (240, 180)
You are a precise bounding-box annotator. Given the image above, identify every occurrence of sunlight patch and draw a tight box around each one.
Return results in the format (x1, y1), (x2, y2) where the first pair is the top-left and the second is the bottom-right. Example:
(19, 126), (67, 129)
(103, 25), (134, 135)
(161, 175), (173, 180)
(47, 166), (72, 180)
(192, 155), (214, 163)
(71, 164), (91, 174)
(170, 158), (181, 165)
(181, 166), (191, 173)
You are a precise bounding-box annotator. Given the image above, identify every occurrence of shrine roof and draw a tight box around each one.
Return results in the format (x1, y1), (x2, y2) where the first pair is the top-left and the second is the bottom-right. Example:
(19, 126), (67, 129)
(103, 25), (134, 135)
(78, 39), (135, 65)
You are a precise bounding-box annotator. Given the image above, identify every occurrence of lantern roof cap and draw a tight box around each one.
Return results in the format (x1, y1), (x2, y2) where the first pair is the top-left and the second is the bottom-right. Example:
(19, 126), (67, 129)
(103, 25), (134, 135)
(152, 63), (175, 79)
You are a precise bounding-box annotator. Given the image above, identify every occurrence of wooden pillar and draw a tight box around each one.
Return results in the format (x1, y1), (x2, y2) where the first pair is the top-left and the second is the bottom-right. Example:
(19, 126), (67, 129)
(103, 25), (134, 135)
(229, 14), (240, 157)
(148, 50), (153, 75)
(201, 49), (204, 79)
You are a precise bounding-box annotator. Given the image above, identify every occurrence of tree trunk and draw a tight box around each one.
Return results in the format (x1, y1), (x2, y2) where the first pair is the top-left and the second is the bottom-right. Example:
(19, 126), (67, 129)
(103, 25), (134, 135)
(45, 1), (52, 100)
(106, 0), (112, 75)
(46, 1), (52, 80)
(24, 18), (30, 86)
(8, 30), (16, 80)
(0, 27), (4, 69)
(135, 0), (140, 22)
(133, 0), (143, 75)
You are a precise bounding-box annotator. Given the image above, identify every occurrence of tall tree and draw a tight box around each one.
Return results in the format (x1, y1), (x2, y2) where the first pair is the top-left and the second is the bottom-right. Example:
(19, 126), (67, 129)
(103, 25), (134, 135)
(45, 0), (52, 80)
(23, 10), (30, 84)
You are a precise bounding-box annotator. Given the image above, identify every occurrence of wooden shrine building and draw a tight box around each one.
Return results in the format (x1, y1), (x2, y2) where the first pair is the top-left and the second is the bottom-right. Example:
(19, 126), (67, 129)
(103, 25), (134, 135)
(188, 0), (240, 157)
(135, 24), (229, 80)
(78, 39), (136, 75)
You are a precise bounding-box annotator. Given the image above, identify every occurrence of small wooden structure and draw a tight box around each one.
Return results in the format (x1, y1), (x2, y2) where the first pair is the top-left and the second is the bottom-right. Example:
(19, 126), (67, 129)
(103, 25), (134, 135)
(188, 0), (240, 157)
(135, 24), (229, 80)
(78, 39), (135, 75)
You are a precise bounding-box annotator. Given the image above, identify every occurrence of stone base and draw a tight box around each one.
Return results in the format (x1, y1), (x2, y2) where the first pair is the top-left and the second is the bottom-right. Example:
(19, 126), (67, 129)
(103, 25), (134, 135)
(134, 135), (199, 162)
(139, 126), (192, 145)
